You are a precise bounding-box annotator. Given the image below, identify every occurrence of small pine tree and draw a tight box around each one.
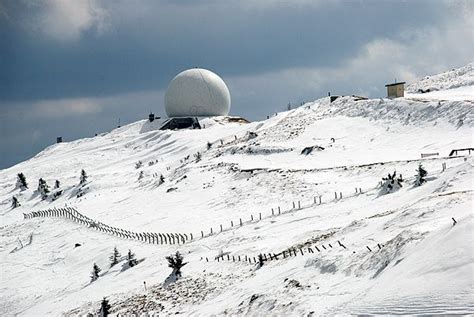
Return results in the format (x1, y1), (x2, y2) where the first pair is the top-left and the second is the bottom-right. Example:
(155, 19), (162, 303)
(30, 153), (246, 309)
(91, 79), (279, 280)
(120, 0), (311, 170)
(17, 173), (28, 190)
(138, 171), (144, 181)
(159, 175), (165, 185)
(37, 178), (50, 200)
(126, 249), (138, 268)
(80, 169), (88, 185)
(109, 247), (121, 268)
(54, 180), (60, 189)
(195, 152), (201, 162)
(91, 263), (101, 282)
(207, 141), (212, 150)
(166, 251), (187, 277)
(12, 196), (20, 208)
(258, 254), (264, 267)
(380, 170), (403, 194)
(99, 297), (111, 317)
(414, 164), (428, 186)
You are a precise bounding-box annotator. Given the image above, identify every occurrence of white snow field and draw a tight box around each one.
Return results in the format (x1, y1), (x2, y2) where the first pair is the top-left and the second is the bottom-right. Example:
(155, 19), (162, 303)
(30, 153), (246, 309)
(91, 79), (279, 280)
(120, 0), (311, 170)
(1, 67), (473, 316)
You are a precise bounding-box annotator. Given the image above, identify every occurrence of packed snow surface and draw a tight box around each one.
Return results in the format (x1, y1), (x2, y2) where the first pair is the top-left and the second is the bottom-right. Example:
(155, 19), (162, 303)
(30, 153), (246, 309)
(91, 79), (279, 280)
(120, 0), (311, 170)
(1, 67), (473, 316)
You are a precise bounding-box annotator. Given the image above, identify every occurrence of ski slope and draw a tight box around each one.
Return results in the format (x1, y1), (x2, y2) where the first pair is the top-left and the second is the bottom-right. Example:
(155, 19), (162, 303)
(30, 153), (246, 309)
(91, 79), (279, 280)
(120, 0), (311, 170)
(0, 66), (473, 316)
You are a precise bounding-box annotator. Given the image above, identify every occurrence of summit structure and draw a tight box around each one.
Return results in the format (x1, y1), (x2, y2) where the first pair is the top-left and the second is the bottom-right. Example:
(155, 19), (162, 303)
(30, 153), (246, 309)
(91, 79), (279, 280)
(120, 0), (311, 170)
(164, 68), (231, 118)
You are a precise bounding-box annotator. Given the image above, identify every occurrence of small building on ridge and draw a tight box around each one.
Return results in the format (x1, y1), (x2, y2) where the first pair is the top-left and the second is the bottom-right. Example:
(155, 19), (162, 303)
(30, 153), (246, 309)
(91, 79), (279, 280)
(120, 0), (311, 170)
(385, 81), (406, 98)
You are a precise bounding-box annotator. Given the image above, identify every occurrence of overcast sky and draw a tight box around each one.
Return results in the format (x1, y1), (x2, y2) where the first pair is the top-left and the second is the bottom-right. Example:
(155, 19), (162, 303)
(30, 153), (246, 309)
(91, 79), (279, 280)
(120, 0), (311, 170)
(0, 0), (473, 169)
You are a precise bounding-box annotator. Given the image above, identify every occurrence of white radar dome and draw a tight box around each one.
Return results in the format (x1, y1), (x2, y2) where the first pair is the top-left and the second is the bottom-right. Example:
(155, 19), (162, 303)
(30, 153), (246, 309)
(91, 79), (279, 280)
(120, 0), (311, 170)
(164, 68), (231, 117)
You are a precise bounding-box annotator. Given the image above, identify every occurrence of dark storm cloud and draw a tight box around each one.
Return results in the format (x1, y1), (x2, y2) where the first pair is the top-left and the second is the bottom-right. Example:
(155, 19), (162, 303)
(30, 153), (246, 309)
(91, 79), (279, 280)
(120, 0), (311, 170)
(0, 0), (446, 101)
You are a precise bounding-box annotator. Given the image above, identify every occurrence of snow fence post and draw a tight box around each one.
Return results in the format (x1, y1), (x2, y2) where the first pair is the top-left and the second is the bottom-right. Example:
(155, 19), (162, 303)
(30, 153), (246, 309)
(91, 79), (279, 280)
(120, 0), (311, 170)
(201, 230), (204, 238)
(259, 212), (262, 220)
(278, 207), (281, 215)
(339, 192), (342, 199)
(220, 224), (223, 232)
(298, 201), (301, 209)
(334, 192), (338, 200)
(240, 218), (243, 226)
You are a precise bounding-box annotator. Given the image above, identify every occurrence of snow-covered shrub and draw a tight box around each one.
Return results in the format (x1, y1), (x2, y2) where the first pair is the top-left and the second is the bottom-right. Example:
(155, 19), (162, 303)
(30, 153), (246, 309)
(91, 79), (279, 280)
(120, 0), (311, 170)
(138, 171), (144, 181)
(414, 164), (428, 186)
(90, 263), (101, 282)
(51, 190), (62, 201)
(16, 173), (28, 190)
(195, 152), (202, 162)
(109, 247), (121, 268)
(207, 141), (212, 150)
(54, 180), (60, 189)
(166, 251), (187, 278)
(135, 161), (143, 169)
(12, 196), (20, 208)
(37, 178), (50, 200)
(380, 171), (403, 194)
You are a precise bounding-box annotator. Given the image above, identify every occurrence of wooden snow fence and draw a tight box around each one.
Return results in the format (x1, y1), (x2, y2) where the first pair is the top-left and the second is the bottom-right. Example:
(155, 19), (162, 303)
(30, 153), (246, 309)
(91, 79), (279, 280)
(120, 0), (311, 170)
(201, 240), (384, 266)
(23, 207), (193, 246)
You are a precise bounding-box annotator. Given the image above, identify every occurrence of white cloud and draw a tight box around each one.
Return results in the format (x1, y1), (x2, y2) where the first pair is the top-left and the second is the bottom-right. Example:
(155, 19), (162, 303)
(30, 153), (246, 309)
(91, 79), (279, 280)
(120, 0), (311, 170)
(31, 0), (109, 41)
(228, 6), (474, 108)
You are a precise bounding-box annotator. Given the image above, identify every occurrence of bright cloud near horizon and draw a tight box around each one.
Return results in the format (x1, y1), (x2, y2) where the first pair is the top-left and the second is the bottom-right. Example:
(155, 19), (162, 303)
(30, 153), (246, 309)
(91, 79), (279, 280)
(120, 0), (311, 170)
(0, 0), (473, 168)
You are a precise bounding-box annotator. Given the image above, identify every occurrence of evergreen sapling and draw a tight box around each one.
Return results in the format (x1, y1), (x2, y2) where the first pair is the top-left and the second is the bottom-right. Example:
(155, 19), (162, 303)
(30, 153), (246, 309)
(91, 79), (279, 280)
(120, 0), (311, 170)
(79, 169), (88, 185)
(414, 164), (428, 186)
(90, 263), (101, 282)
(12, 196), (20, 208)
(109, 247), (121, 268)
(126, 249), (138, 268)
(37, 178), (50, 200)
(380, 170), (403, 194)
(99, 297), (111, 317)
(166, 251), (187, 277)
(16, 173), (28, 190)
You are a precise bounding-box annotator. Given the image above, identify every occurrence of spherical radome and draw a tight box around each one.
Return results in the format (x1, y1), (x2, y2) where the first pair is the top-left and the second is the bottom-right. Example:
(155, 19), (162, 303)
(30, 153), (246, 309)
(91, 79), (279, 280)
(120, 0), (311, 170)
(165, 68), (231, 117)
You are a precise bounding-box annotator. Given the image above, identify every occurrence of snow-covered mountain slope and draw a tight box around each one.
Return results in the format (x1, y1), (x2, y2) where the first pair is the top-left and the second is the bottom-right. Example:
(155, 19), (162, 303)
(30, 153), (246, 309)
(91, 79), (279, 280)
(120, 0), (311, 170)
(1, 70), (473, 316)
(406, 62), (474, 93)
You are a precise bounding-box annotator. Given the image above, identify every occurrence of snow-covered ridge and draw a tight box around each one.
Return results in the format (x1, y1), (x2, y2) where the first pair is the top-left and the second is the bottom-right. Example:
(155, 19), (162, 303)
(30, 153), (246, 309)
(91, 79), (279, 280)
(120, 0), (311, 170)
(406, 62), (474, 93)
